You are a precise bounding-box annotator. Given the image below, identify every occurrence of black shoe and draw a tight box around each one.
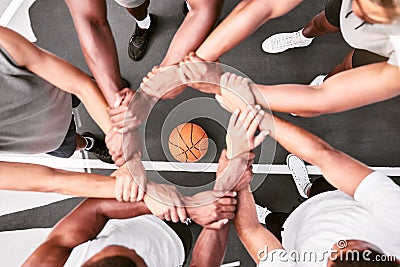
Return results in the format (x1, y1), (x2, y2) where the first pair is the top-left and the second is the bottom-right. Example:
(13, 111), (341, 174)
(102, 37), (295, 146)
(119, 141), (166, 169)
(90, 76), (130, 90)
(181, 1), (189, 16)
(82, 132), (114, 164)
(128, 13), (157, 61)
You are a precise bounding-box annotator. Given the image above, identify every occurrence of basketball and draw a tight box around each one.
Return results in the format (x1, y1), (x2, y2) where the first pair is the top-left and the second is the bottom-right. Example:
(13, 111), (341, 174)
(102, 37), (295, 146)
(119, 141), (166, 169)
(168, 123), (208, 162)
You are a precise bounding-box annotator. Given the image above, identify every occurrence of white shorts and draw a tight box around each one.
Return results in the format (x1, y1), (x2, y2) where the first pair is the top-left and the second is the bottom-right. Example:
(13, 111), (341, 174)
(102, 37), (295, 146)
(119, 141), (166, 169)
(113, 0), (146, 8)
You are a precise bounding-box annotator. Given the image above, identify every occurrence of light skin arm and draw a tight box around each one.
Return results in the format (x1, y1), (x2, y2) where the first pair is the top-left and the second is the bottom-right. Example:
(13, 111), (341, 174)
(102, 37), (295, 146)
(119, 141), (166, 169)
(196, 0), (303, 61)
(252, 62), (400, 117)
(234, 187), (283, 264)
(159, 0), (224, 67)
(65, 0), (123, 105)
(0, 161), (116, 198)
(217, 74), (374, 196)
(0, 26), (112, 133)
(259, 113), (372, 197)
(23, 198), (151, 267)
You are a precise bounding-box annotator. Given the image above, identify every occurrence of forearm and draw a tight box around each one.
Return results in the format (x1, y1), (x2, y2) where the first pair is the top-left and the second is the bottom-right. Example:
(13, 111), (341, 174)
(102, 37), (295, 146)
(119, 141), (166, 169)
(260, 113), (372, 196)
(160, 2), (222, 66)
(234, 189), (282, 264)
(190, 225), (229, 267)
(0, 162), (115, 198)
(254, 63), (400, 117)
(66, 1), (122, 105)
(234, 188), (282, 263)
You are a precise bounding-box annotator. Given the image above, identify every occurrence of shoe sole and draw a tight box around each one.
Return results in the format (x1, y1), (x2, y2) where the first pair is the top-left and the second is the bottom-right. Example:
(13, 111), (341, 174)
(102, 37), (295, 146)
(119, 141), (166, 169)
(286, 154), (310, 198)
(128, 14), (157, 61)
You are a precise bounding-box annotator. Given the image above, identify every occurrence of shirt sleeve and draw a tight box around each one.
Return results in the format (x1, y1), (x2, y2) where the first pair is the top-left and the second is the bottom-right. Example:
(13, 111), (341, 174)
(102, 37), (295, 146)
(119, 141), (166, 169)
(354, 171), (400, 226)
(387, 35), (400, 66)
(258, 249), (296, 267)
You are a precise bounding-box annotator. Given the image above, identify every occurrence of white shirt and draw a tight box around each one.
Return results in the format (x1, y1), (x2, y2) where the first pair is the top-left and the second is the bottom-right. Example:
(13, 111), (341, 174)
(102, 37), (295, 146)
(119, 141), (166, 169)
(64, 215), (185, 267)
(340, 0), (400, 66)
(259, 172), (400, 266)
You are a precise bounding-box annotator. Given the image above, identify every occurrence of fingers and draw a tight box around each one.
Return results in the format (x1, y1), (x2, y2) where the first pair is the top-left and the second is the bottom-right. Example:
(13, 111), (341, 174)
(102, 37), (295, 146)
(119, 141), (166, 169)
(137, 187), (146, 202)
(123, 177), (135, 202)
(177, 206), (187, 223)
(114, 175), (124, 202)
(220, 72), (230, 88)
(169, 207), (179, 223)
(217, 196), (238, 206)
(247, 108), (264, 136)
(254, 130), (270, 148)
(228, 109), (240, 129)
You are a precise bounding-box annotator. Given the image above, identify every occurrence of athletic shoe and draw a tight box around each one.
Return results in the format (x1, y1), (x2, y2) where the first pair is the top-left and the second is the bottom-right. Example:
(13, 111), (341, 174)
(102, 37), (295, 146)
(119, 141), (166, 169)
(82, 132), (114, 164)
(286, 154), (311, 198)
(262, 28), (314, 54)
(181, 1), (189, 15)
(309, 74), (327, 86)
(128, 13), (157, 61)
(256, 204), (271, 225)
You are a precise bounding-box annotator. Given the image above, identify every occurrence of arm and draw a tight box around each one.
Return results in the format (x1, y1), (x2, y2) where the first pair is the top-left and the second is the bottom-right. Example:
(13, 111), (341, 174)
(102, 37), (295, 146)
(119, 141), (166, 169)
(253, 62), (400, 117)
(196, 0), (302, 61)
(260, 113), (372, 197)
(0, 161), (115, 198)
(159, 0), (224, 67)
(23, 198), (151, 267)
(65, 0), (123, 105)
(0, 26), (112, 133)
(234, 187), (283, 264)
(189, 224), (230, 267)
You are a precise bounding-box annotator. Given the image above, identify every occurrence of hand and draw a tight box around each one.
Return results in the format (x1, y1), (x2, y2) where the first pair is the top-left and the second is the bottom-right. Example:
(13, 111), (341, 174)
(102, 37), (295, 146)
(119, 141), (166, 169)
(214, 150), (255, 192)
(108, 91), (157, 133)
(179, 52), (223, 95)
(184, 191), (237, 229)
(216, 72), (256, 113)
(111, 161), (147, 202)
(226, 106), (269, 159)
(105, 129), (142, 166)
(216, 149), (255, 192)
(141, 65), (186, 99)
(107, 88), (135, 130)
(144, 182), (187, 223)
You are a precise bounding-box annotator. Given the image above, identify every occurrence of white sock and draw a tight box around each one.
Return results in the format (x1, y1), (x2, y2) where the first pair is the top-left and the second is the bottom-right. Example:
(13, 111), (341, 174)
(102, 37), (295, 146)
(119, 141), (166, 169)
(83, 136), (94, 150)
(136, 13), (151, 29)
(186, 1), (192, 11)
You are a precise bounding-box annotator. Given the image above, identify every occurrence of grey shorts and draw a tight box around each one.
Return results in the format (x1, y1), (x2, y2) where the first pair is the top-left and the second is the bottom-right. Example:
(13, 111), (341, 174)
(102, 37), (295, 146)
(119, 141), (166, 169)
(113, 0), (146, 8)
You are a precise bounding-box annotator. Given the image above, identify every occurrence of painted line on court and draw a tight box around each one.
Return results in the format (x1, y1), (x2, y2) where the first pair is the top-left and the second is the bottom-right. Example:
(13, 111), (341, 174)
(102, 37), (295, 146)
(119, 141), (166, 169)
(0, 156), (399, 176)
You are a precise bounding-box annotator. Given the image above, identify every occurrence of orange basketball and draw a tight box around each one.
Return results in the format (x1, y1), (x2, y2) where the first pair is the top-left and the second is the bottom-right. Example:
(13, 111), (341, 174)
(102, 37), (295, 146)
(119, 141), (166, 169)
(169, 123), (208, 162)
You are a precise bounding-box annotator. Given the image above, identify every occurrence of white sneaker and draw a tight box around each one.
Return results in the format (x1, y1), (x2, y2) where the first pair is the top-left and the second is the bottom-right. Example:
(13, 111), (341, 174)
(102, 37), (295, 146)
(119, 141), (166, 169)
(286, 154), (311, 198)
(262, 28), (314, 54)
(309, 74), (327, 86)
(256, 204), (271, 225)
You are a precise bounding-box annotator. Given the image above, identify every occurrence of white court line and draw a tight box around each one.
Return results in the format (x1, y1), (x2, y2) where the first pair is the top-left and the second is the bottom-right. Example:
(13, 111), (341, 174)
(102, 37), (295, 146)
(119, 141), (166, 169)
(0, 0), (24, 26)
(0, 156), (400, 176)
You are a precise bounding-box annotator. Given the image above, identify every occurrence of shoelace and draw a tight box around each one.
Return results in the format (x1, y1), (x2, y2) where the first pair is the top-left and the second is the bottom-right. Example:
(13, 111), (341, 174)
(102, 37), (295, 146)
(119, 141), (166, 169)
(273, 32), (304, 48)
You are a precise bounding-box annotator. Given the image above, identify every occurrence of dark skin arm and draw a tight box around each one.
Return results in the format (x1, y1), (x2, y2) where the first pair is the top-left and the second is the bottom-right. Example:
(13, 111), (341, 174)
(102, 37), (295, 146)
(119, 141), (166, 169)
(23, 199), (151, 267)
(65, 0), (123, 105)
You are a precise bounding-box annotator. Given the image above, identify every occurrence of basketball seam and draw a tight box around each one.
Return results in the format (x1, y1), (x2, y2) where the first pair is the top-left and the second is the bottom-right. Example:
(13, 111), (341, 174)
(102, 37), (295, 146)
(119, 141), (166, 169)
(177, 126), (199, 160)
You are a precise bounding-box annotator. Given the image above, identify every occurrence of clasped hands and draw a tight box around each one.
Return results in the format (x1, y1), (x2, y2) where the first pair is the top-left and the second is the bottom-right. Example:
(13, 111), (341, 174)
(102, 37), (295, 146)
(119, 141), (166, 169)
(102, 52), (269, 229)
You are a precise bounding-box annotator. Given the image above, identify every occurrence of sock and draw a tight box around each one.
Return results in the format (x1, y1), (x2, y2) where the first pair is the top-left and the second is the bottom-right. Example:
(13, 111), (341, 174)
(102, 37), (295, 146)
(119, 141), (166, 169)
(136, 13), (151, 29)
(186, 1), (191, 11)
(83, 136), (94, 151)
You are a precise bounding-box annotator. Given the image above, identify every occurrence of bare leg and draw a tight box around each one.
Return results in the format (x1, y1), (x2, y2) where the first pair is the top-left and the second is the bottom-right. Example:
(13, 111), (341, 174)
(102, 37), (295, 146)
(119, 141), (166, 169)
(75, 134), (87, 150)
(126, 0), (150, 21)
(302, 11), (340, 38)
(326, 50), (354, 78)
(160, 0), (224, 66)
